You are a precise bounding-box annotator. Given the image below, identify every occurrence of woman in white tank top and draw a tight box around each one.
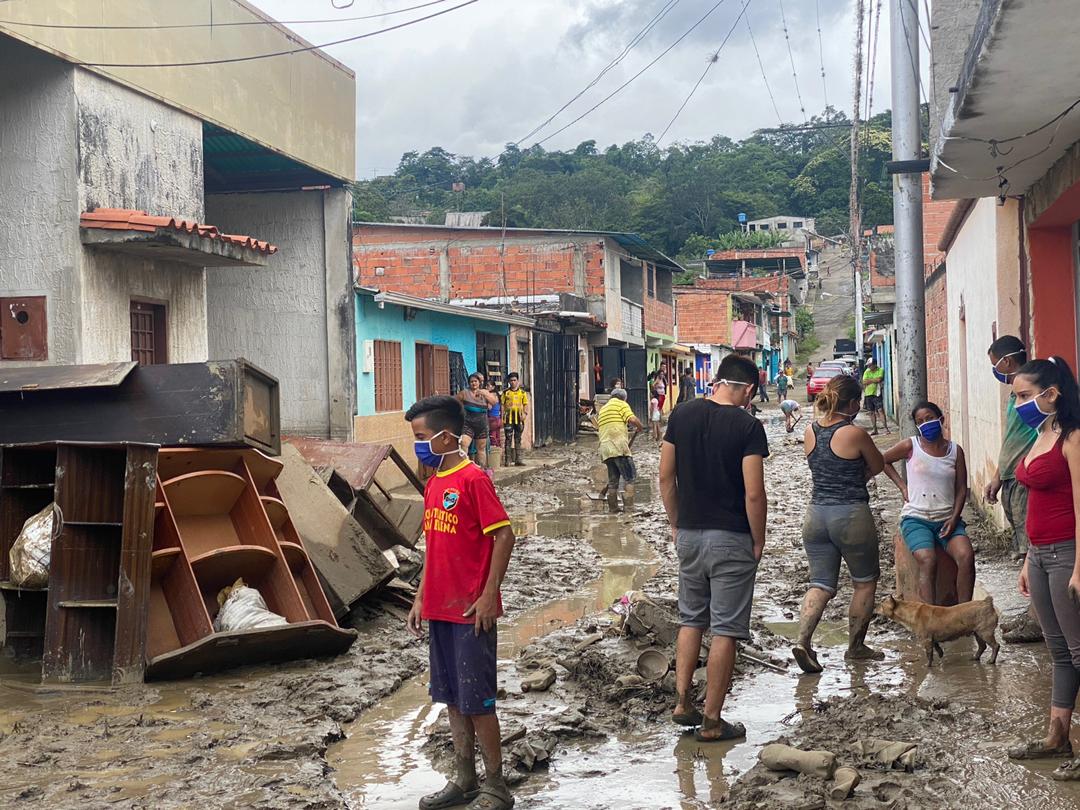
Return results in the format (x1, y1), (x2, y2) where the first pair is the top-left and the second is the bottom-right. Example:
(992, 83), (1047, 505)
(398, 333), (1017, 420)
(883, 401), (973, 605)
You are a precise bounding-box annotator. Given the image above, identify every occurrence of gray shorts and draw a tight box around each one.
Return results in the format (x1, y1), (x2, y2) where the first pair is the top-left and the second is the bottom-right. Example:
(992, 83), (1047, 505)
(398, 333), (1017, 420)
(802, 503), (880, 594)
(676, 528), (758, 639)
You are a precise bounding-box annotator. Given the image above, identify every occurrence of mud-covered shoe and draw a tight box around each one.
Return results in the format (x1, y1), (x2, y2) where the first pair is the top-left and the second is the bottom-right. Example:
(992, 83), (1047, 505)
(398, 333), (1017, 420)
(845, 644), (885, 661)
(419, 781), (481, 809)
(1053, 759), (1080, 780)
(1008, 739), (1074, 760)
(792, 644), (824, 674)
(694, 715), (746, 742)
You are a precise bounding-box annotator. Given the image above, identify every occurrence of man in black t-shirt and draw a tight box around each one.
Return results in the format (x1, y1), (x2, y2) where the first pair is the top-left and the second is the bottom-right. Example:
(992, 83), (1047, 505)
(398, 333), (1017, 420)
(660, 353), (769, 742)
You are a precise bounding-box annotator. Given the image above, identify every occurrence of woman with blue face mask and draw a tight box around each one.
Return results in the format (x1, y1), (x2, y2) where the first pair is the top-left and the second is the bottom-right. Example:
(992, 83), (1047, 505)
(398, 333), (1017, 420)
(1009, 356), (1080, 769)
(883, 401), (973, 605)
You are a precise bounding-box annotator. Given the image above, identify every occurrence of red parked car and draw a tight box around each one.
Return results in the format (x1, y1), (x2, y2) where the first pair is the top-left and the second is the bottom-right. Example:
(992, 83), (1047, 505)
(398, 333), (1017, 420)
(807, 366), (843, 402)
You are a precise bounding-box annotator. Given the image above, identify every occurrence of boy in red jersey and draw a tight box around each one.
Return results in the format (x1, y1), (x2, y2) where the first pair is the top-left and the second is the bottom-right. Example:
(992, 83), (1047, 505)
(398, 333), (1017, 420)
(405, 395), (516, 810)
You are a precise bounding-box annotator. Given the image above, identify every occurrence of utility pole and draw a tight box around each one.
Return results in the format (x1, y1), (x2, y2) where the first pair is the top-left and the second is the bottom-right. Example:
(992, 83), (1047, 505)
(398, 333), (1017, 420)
(890, 0), (927, 435)
(849, 0), (866, 367)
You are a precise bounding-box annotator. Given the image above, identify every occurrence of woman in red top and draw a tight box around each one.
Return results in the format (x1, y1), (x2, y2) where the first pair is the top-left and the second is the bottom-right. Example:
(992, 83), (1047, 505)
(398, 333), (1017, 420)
(1010, 357), (1080, 768)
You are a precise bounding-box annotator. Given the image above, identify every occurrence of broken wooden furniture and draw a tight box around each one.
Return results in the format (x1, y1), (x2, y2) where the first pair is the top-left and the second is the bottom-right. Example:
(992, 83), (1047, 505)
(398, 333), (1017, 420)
(146, 448), (356, 680)
(274, 443), (395, 619)
(0, 359), (280, 455)
(0, 442), (158, 684)
(287, 437), (424, 550)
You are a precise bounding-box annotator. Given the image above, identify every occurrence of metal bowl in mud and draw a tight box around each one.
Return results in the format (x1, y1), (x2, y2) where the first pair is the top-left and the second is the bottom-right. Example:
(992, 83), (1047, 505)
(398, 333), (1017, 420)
(635, 648), (670, 682)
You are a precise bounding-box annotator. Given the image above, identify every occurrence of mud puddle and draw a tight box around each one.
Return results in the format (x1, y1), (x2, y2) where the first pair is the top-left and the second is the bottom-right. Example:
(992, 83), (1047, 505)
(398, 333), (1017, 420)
(330, 481), (660, 808)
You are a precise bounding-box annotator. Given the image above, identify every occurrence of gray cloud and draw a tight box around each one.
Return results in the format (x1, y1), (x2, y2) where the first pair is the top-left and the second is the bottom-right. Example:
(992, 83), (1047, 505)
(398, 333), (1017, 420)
(249, 0), (926, 178)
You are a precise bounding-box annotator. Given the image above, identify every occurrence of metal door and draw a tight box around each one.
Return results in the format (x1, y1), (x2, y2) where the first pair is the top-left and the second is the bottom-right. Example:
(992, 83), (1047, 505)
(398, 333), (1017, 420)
(597, 346), (623, 393)
(622, 347), (648, 422)
(531, 331), (555, 447)
(553, 334), (579, 443)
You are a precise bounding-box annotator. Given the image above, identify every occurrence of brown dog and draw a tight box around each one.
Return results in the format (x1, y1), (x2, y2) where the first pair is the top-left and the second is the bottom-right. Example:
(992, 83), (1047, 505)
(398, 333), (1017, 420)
(876, 594), (1000, 666)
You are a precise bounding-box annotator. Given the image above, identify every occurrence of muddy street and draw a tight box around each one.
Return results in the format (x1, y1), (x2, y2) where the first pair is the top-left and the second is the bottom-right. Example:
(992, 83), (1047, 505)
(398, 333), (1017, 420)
(336, 412), (1080, 809)
(3, 419), (1080, 809)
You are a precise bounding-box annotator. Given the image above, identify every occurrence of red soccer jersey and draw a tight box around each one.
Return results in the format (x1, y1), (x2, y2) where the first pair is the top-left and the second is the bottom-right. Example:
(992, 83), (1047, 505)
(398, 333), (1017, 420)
(421, 460), (511, 623)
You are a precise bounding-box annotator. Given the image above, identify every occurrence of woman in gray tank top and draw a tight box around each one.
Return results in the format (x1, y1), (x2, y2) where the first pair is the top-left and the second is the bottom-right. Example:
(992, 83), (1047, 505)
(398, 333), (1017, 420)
(792, 375), (886, 674)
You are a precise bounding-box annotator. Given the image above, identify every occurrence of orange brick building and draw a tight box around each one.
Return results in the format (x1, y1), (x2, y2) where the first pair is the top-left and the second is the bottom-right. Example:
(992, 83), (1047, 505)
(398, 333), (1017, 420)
(921, 173), (959, 414)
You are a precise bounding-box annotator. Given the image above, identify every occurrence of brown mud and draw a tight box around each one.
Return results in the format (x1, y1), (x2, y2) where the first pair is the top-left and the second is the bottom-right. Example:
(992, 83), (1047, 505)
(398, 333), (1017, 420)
(4, 407), (1080, 809)
(0, 452), (603, 808)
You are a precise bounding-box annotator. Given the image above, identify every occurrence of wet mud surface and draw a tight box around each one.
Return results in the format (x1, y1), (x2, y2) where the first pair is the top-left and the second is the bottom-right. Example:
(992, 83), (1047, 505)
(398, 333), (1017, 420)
(0, 454), (603, 808)
(5, 406), (1080, 809)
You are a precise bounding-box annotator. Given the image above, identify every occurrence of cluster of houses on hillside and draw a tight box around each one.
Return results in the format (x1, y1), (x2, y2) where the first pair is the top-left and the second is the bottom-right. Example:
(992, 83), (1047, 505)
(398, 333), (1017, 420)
(0, 3), (815, 466)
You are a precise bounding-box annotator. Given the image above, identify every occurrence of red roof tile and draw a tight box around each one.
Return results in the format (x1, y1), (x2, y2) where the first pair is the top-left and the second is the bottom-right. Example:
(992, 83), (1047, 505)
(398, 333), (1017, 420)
(80, 208), (277, 255)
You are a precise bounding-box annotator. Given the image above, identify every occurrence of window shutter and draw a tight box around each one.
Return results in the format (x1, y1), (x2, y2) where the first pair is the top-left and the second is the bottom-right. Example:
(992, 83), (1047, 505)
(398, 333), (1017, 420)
(0, 296), (48, 361)
(434, 345), (450, 394)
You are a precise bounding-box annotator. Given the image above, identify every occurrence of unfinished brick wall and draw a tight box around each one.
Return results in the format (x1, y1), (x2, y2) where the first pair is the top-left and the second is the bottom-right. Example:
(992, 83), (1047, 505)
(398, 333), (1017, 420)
(922, 172), (956, 415)
(674, 289), (731, 345)
(644, 268), (675, 337)
(353, 225), (607, 301)
(925, 268), (950, 414)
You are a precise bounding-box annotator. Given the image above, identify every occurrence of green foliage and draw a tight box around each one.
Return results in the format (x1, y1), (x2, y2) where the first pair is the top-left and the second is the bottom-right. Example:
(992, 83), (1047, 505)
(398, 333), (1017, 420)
(351, 107), (895, 256)
(795, 306), (815, 338)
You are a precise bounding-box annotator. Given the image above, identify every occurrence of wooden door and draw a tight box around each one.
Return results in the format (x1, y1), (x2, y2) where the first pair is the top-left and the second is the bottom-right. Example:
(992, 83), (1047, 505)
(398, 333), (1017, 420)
(130, 300), (167, 365)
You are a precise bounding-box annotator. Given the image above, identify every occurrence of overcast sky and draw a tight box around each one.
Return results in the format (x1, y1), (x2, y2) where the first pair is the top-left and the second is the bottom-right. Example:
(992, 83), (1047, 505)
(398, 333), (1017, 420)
(248, 0), (931, 178)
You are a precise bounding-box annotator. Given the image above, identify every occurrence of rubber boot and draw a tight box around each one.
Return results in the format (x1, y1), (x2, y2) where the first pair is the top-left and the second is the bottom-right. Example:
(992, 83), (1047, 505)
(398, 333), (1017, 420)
(514, 447), (525, 466)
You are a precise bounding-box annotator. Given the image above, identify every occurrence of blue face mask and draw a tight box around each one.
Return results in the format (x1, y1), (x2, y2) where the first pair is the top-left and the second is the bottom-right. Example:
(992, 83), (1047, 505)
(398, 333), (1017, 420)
(917, 419), (942, 442)
(1016, 390), (1054, 431)
(992, 350), (1023, 384)
(414, 430), (462, 468)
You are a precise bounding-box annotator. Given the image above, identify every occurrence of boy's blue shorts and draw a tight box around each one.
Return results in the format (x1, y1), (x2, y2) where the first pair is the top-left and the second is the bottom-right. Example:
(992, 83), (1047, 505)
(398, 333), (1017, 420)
(428, 620), (498, 715)
(900, 515), (967, 554)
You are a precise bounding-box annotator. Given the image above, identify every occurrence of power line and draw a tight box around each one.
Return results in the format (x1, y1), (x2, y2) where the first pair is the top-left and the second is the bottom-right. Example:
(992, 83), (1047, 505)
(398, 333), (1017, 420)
(657, 0), (753, 144)
(530, 0), (732, 148)
(67, 0), (479, 68)
(815, 0), (828, 109)
(745, 12), (783, 126)
(0, 0), (456, 30)
(515, 0), (682, 145)
(864, 0), (882, 120)
(777, 0), (806, 122)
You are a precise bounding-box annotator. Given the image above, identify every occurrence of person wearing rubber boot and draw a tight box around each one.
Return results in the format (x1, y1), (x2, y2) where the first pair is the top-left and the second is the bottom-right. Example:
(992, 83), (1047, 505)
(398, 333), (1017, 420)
(597, 388), (643, 512)
(501, 373), (529, 467)
(792, 375), (885, 674)
(1007, 358), (1080, 776)
(405, 395), (516, 810)
(660, 354), (769, 742)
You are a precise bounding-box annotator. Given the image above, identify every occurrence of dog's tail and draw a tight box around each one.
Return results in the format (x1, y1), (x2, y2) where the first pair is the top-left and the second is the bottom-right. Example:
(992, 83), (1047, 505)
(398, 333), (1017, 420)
(983, 594), (998, 617)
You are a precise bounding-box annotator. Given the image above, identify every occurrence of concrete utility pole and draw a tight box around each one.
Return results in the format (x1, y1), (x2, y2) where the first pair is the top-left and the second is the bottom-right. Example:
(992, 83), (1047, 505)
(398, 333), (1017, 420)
(890, 0), (927, 435)
(849, 0), (866, 365)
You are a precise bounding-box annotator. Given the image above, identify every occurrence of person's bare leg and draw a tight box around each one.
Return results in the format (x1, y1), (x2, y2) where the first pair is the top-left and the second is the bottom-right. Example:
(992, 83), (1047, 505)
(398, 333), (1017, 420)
(703, 636), (737, 721)
(474, 441), (487, 469)
(460, 434), (474, 458)
(879, 407), (891, 434)
(447, 707), (479, 791)
(946, 536), (976, 603)
(795, 587), (832, 664)
(912, 548), (937, 604)
(471, 713), (510, 799)
(674, 626), (705, 719)
(1047, 708), (1073, 748)
(846, 579), (885, 660)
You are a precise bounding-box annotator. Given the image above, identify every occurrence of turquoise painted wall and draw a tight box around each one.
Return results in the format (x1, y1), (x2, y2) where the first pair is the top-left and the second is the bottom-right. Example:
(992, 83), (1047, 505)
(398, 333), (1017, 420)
(355, 294), (509, 416)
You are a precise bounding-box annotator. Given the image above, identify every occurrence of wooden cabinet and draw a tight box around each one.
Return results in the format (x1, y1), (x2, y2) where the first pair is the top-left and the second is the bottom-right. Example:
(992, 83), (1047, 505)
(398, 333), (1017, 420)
(0, 442), (158, 684)
(145, 448), (354, 680)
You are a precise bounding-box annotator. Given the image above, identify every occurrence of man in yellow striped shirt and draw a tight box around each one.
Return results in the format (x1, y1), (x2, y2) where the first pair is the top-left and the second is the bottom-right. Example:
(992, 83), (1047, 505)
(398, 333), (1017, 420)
(501, 373), (529, 467)
(597, 388), (644, 511)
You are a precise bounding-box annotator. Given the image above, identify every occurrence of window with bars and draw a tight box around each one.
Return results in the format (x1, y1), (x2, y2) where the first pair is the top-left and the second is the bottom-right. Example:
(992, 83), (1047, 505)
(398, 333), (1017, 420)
(130, 300), (167, 365)
(374, 339), (403, 412)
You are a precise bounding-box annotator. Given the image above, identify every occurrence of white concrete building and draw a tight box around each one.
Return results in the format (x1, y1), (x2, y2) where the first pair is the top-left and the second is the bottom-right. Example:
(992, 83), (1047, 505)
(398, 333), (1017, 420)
(0, 3), (357, 439)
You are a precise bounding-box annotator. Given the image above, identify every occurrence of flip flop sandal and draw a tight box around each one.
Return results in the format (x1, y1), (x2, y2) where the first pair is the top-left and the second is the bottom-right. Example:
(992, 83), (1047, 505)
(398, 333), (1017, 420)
(792, 644), (824, 674)
(419, 781), (481, 810)
(1007, 740), (1074, 760)
(694, 717), (746, 743)
(466, 785), (515, 810)
(672, 706), (704, 727)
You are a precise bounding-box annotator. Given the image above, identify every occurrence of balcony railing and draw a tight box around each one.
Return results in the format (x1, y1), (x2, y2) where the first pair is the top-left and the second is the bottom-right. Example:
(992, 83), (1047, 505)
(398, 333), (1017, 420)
(621, 298), (644, 340)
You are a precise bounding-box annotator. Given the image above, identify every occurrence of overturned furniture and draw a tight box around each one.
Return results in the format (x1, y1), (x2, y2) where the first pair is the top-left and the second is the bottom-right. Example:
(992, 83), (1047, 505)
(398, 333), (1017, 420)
(0, 442), (158, 684)
(147, 448), (356, 680)
(274, 443), (395, 618)
(0, 359), (280, 455)
(288, 438), (424, 550)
